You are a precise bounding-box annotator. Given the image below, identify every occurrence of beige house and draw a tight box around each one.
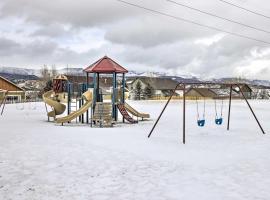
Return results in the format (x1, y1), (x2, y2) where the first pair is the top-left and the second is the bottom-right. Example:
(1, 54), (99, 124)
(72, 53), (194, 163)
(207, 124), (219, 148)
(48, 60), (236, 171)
(127, 77), (179, 100)
(185, 88), (217, 99)
(0, 76), (25, 102)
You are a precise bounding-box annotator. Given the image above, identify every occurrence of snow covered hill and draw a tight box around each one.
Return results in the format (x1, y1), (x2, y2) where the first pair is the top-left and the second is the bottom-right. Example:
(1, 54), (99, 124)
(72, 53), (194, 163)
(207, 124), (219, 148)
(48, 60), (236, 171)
(0, 66), (38, 76)
(0, 66), (269, 87)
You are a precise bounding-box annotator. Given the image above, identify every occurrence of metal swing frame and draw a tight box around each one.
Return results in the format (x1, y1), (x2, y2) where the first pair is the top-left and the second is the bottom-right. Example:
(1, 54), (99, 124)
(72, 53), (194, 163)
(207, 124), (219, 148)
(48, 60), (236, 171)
(148, 82), (266, 144)
(0, 91), (8, 116)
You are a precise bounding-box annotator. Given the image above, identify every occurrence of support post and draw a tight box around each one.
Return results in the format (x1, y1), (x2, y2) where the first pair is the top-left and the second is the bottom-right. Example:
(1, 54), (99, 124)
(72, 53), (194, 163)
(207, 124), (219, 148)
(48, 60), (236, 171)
(112, 72), (117, 121)
(86, 73), (89, 88)
(67, 83), (71, 115)
(86, 73), (89, 124)
(96, 73), (100, 102)
(227, 84), (232, 131)
(148, 83), (182, 138)
(183, 84), (186, 144)
(122, 73), (125, 123)
(237, 84), (265, 134)
(0, 95), (7, 116)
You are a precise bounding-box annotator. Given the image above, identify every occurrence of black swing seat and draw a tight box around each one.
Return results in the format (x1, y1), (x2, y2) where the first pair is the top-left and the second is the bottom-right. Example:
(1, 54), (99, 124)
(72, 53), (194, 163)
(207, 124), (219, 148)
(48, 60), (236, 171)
(215, 118), (223, 125)
(197, 119), (205, 127)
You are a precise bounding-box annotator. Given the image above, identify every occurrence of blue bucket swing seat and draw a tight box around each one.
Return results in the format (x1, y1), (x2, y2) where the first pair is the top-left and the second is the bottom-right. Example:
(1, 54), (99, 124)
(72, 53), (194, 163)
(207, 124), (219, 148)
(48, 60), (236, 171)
(214, 99), (224, 125)
(197, 119), (206, 127)
(196, 96), (206, 127)
(215, 117), (223, 125)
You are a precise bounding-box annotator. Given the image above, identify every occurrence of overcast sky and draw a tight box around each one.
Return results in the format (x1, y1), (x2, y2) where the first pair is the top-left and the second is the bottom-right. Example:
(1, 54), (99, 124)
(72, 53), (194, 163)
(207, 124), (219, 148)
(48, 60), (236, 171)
(0, 0), (270, 79)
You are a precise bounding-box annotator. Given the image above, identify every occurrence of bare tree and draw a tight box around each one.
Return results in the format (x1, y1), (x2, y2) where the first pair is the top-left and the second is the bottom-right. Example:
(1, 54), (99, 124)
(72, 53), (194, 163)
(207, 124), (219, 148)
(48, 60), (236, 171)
(51, 64), (58, 78)
(40, 65), (50, 82)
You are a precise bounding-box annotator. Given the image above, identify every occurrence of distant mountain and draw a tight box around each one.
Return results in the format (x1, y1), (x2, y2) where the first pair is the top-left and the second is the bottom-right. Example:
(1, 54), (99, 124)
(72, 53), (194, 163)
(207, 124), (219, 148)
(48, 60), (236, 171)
(0, 72), (39, 82)
(0, 66), (39, 76)
(213, 78), (270, 87)
(58, 67), (84, 76)
(0, 66), (269, 87)
(0, 66), (40, 82)
(251, 79), (270, 87)
(168, 76), (201, 84)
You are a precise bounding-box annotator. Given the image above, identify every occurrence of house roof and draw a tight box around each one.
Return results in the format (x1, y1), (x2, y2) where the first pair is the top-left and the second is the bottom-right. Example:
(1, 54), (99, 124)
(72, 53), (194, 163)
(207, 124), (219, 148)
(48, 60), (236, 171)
(0, 89), (7, 93)
(237, 84), (252, 92)
(84, 56), (128, 74)
(54, 74), (68, 80)
(186, 88), (217, 98)
(0, 76), (24, 91)
(129, 77), (179, 90)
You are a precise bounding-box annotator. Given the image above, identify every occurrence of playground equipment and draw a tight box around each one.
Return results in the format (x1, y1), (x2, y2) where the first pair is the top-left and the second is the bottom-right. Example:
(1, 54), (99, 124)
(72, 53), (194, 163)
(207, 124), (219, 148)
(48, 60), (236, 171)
(214, 99), (224, 125)
(84, 56), (128, 123)
(43, 75), (68, 121)
(196, 97), (206, 127)
(124, 102), (150, 120)
(56, 90), (93, 125)
(43, 74), (94, 124)
(84, 56), (146, 125)
(91, 102), (113, 127)
(148, 82), (265, 144)
(84, 56), (150, 125)
(0, 90), (8, 116)
(117, 103), (138, 124)
(43, 56), (150, 127)
(43, 90), (66, 120)
(195, 97), (224, 127)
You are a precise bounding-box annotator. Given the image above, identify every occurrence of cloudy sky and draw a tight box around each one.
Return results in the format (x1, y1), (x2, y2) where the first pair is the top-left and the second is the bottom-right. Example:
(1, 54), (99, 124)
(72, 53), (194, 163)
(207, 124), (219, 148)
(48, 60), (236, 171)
(0, 0), (270, 79)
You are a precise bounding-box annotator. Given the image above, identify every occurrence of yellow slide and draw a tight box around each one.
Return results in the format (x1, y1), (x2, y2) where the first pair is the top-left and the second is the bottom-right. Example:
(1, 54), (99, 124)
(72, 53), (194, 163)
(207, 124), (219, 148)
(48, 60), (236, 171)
(56, 90), (92, 124)
(43, 90), (66, 119)
(124, 102), (150, 120)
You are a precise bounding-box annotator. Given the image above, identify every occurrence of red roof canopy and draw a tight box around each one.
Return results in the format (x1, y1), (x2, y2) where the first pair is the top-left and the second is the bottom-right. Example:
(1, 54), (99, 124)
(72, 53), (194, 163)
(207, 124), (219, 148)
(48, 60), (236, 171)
(84, 56), (128, 73)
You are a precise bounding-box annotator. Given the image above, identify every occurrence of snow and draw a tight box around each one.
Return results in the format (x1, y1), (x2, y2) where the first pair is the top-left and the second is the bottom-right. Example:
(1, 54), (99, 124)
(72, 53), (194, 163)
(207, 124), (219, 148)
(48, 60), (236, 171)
(0, 100), (270, 200)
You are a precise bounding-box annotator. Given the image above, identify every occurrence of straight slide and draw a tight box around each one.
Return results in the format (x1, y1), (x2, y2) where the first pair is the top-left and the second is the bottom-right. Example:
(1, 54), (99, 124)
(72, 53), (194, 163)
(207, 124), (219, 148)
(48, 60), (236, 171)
(124, 102), (150, 119)
(117, 104), (138, 124)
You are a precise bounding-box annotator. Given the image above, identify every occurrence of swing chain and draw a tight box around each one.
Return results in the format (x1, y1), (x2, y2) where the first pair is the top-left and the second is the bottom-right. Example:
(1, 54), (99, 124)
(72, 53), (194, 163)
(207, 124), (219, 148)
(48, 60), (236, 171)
(214, 98), (224, 119)
(196, 96), (206, 120)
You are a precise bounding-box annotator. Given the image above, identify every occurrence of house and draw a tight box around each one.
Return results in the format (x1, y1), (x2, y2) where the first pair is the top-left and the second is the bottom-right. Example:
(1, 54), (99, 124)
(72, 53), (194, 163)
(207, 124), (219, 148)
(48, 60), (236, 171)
(233, 84), (252, 99)
(0, 89), (7, 100)
(127, 77), (179, 100)
(185, 88), (217, 99)
(0, 76), (25, 102)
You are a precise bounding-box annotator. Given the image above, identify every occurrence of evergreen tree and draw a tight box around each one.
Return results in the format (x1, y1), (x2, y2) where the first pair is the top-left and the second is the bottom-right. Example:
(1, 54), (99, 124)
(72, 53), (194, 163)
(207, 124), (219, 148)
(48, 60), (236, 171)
(144, 83), (154, 99)
(135, 81), (143, 100)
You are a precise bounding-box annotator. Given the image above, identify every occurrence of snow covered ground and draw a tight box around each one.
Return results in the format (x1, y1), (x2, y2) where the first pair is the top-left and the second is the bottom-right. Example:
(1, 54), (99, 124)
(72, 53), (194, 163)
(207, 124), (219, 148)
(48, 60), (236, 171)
(0, 100), (270, 200)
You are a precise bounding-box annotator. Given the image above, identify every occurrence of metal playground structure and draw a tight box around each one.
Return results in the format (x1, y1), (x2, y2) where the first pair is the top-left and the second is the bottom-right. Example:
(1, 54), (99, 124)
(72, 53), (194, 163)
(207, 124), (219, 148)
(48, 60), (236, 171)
(148, 82), (266, 144)
(0, 90), (8, 116)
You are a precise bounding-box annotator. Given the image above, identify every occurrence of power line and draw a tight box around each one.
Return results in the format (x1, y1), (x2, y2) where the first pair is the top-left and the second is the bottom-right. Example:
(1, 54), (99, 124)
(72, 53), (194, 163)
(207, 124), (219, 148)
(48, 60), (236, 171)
(115, 0), (270, 45)
(219, 0), (270, 20)
(167, 0), (270, 34)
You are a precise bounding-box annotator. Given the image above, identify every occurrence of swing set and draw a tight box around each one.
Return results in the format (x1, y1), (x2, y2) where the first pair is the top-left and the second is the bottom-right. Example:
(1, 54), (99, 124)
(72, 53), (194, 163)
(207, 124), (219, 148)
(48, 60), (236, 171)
(0, 90), (8, 116)
(195, 96), (224, 127)
(148, 82), (266, 144)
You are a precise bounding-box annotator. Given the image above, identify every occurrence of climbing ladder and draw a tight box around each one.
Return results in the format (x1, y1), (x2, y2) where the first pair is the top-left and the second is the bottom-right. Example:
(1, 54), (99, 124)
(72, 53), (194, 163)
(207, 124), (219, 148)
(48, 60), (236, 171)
(91, 102), (113, 127)
(69, 98), (79, 122)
